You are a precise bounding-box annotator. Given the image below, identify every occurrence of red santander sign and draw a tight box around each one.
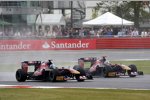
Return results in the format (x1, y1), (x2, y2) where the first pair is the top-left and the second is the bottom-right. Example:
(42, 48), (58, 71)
(0, 39), (96, 51)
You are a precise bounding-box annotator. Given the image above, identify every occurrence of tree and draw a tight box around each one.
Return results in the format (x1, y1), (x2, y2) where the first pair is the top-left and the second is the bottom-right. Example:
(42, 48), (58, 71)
(92, 1), (117, 19)
(122, 1), (150, 28)
(92, 1), (150, 28)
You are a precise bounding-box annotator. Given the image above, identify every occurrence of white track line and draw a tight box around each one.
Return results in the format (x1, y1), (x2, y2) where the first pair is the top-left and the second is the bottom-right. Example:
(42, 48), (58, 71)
(0, 84), (150, 90)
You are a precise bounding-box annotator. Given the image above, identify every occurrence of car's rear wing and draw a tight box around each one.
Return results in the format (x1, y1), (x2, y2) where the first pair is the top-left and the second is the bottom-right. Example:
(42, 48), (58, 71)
(22, 61), (41, 66)
(78, 57), (97, 62)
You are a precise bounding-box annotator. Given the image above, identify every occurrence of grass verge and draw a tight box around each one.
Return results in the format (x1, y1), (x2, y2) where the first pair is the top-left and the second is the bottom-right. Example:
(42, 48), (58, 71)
(0, 88), (150, 100)
(111, 60), (150, 74)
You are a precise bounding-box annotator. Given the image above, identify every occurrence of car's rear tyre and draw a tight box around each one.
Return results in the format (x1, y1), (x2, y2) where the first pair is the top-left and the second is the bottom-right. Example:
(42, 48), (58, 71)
(16, 69), (27, 82)
(73, 65), (86, 75)
(86, 73), (93, 79)
(127, 64), (137, 77)
(73, 65), (86, 82)
(138, 71), (144, 75)
(102, 65), (112, 77)
(49, 69), (58, 82)
(74, 75), (84, 82)
(42, 69), (47, 81)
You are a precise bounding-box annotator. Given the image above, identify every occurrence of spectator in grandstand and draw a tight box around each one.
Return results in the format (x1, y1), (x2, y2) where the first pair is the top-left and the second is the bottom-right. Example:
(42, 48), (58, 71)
(14, 29), (21, 37)
(148, 29), (150, 37)
(112, 27), (119, 35)
(0, 28), (3, 36)
(52, 26), (63, 38)
(68, 28), (73, 38)
(90, 29), (95, 37)
(126, 28), (132, 36)
(79, 28), (85, 37)
(141, 29), (148, 37)
(117, 29), (124, 37)
(57, 27), (63, 37)
(51, 26), (57, 38)
(131, 28), (139, 37)
(117, 28), (127, 37)
(61, 26), (67, 36)
(101, 27), (108, 36)
(105, 28), (113, 37)
(65, 28), (70, 37)
(9, 27), (14, 36)
(83, 29), (89, 37)
(26, 28), (32, 37)
(96, 28), (103, 37)
(45, 25), (50, 36)
(21, 27), (27, 36)
(38, 26), (44, 36)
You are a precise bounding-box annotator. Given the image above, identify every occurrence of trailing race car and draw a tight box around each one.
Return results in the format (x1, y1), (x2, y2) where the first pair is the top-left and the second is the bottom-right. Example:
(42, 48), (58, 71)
(77, 57), (143, 78)
(16, 60), (89, 82)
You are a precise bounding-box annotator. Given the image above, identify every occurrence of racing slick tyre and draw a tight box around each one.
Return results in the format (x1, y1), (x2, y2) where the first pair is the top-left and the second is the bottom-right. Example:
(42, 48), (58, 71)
(42, 69), (47, 81)
(138, 71), (144, 75)
(86, 73), (93, 79)
(73, 65), (86, 82)
(127, 64), (137, 77)
(102, 65), (112, 78)
(16, 69), (27, 82)
(49, 69), (58, 82)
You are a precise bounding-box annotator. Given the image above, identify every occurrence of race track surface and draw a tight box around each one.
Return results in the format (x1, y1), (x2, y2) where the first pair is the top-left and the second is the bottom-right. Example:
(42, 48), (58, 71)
(0, 74), (150, 90)
(0, 49), (150, 89)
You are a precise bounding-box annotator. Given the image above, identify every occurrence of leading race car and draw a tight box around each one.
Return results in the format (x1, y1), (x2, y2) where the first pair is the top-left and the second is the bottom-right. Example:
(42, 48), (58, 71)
(16, 60), (89, 82)
(77, 56), (144, 78)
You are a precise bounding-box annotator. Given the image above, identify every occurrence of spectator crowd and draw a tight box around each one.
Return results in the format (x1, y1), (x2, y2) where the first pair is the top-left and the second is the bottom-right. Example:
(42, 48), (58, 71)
(0, 25), (150, 39)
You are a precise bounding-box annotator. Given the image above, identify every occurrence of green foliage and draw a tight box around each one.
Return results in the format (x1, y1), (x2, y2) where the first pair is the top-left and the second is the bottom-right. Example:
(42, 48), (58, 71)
(92, 9), (98, 19)
(92, 1), (150, 28)
(0, 88), (150, 100)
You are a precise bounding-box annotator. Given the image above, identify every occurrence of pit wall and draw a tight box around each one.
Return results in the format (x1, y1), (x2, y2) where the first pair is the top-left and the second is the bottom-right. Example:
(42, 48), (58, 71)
(0, 37), (150, 51)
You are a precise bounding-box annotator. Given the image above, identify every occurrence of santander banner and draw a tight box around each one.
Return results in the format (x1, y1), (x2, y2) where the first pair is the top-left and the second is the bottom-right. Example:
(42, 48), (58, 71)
(0, 39), (96, 51)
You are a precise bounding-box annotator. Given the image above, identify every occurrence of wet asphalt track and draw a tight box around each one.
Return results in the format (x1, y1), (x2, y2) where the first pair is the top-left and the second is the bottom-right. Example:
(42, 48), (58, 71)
(0, 49), (150, 89)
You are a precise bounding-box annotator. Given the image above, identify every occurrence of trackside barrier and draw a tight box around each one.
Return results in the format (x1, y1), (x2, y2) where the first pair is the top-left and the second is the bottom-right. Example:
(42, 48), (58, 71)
(0, 39), (96, 51)
(96, 37), (150, 49)
(0, 37), (150, 51)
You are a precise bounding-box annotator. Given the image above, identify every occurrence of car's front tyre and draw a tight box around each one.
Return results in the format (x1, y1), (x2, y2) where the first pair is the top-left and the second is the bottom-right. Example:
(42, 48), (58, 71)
(16, 69), (27, 82)
(127, 64), (137, 77)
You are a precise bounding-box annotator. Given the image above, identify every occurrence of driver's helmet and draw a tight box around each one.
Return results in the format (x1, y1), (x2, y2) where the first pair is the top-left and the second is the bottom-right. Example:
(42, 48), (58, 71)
(49, 63), (56, 69)
(104, 60), (111, 65)
(100, 56), (107, 63)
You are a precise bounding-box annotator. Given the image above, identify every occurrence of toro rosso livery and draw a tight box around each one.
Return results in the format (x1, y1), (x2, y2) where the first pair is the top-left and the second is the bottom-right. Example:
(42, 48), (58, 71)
(16, 60), (88, 82)
(77, 56), (143, 77)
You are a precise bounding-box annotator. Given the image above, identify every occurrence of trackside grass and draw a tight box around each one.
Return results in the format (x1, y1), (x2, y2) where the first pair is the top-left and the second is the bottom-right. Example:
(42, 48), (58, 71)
(0, 88), (150, 100)
(111, 60), (150, 74)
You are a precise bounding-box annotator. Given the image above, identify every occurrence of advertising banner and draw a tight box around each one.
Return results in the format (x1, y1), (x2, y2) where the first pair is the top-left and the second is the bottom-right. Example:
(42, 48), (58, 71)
(96, 37), (150, 49)
(0, 39), (96, 51)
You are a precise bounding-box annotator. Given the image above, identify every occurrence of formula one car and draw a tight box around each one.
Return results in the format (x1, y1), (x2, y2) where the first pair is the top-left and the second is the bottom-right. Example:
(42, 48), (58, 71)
(77, 57), (143, 78)
(16, 60), (88, 82)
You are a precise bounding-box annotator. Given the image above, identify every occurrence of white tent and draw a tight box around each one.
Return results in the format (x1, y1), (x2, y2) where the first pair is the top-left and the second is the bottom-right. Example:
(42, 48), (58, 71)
(36, 14), (66, 25)
(83, 12), (134, 26)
